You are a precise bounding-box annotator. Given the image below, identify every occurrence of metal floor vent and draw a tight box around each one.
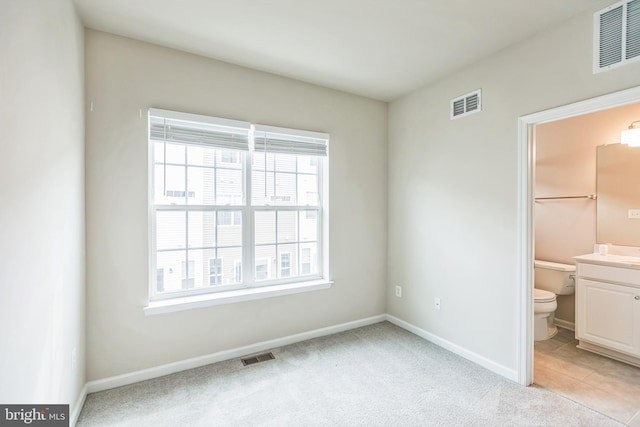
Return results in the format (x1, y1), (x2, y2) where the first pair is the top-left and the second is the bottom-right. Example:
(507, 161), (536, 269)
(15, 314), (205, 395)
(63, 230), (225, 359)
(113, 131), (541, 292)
(241, 352), (275, 366)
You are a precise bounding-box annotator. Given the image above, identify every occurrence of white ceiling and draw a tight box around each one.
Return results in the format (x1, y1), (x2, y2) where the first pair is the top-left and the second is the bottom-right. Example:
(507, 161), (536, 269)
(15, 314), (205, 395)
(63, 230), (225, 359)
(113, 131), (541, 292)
(73, 0), (608, 101)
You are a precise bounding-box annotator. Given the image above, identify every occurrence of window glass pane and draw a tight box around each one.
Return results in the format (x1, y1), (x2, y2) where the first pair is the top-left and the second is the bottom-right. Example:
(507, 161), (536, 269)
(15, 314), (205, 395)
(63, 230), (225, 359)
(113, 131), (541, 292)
(255, 211), (276, 245)
(275, 153), (296, 172)
(183, 249), (206, 290)
(187, 211), (208, 249)
(208, 258), (222, 286)
(156, 250), (186, 293)
(165, 143), (185, 164)
(216, 169), (243, 203)
(255, 247), (275, 281)
(274, 172), (296, 205)
(278, 244), (297, 278)
(156, 211), (186, 250)
(219, 150), (242, 167)
(154, 142), (165, 164)
(156, 268), (165, 292)
(217, 211), (242, 246)
(217, 246), (243, 285)
(185, 166), (208, 205)
(155, 165), (187, 204)
(186, 146), (215, 167)
(252, 152), (275, 172)
(300, 211), (318, 242)
(234, 260), (242, 283)
(297, 155), (318, 174)
(298, 174), (319, 206)
(277, 211), (298, 243)
(251, 168), (275, 205)
(300, 243), (318, 276)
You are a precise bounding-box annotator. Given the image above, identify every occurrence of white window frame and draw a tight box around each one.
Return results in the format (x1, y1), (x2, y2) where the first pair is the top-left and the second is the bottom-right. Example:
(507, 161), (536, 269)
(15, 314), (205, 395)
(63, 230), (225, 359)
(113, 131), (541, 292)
(146, 109), (332, 314)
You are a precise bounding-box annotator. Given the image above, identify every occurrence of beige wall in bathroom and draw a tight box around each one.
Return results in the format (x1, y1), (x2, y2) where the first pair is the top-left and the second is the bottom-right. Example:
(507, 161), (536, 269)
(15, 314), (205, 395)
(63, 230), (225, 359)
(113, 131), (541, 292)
(535, 102), (640, 324)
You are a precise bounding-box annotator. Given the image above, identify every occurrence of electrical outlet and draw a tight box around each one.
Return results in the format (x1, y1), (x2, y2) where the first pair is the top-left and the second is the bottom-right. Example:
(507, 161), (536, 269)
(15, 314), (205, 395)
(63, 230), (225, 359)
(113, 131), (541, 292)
(629, 209), (640, 219)
(395, 285), (402, 298)
(434, 297), (441, 310)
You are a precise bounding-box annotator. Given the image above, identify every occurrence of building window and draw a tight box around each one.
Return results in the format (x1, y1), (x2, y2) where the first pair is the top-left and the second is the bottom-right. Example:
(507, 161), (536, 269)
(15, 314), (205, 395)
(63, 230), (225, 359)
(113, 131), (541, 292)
(157, 268), (165, 292)
(280, 252), (291, 278)
(181, 260), (195, 289)
(149, 109), (328, 301)
(220, 150), (240, 164)
(301, 248), (311, 275)
(255, 258), (269, 281)
(234, 260), (242, 283)
(209, 258), (223, 286)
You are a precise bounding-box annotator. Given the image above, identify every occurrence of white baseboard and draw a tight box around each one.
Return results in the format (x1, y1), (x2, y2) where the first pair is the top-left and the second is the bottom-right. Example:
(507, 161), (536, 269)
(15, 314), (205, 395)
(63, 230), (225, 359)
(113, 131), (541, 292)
(385, 314), (518, 382)
(554, 318), (575, 331)
(86, 314), (386, 394)
(70, 383), (87, 427)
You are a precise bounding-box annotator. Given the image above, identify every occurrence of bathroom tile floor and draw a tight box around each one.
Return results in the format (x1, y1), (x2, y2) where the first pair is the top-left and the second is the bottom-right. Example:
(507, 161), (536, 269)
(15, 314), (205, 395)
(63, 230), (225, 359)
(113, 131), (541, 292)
(534, 327), (640, 426)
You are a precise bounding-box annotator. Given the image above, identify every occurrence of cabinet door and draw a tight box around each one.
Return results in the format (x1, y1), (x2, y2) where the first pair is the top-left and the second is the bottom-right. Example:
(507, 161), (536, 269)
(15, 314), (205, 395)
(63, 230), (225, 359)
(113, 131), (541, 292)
(576, 278), (640, 356)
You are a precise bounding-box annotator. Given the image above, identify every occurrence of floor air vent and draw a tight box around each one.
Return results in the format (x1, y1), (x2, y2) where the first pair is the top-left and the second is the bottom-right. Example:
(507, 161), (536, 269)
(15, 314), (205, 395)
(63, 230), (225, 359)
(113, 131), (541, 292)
(241, 352), (275, 366)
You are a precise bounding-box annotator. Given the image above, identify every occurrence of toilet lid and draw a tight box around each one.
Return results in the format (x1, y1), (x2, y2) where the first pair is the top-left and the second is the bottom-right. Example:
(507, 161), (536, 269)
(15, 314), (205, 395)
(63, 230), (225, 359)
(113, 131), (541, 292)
(534, 288), (556, 303)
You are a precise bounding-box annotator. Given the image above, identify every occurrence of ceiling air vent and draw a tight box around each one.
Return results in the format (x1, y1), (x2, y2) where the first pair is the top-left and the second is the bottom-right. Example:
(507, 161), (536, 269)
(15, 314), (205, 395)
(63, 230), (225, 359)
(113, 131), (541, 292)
(450, 89), (481, 120)
(594, 0), (640, 72)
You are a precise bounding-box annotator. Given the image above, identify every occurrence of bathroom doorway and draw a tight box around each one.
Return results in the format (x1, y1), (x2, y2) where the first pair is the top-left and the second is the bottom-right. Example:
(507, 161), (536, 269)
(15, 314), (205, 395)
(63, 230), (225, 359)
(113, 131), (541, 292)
(517, 87), (640, 424)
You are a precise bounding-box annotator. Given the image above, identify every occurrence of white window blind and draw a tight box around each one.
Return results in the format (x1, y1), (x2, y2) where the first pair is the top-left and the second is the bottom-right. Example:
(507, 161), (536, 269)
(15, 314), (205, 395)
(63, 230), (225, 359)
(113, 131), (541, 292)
(149, 108), (250, 151)
(254, 124), (328, 157)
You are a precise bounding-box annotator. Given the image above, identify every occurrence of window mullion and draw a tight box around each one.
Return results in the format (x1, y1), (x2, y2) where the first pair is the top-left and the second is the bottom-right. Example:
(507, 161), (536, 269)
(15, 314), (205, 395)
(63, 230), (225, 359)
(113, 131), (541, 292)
(244, 146), (254, 287)
(184, 147), (190, 289)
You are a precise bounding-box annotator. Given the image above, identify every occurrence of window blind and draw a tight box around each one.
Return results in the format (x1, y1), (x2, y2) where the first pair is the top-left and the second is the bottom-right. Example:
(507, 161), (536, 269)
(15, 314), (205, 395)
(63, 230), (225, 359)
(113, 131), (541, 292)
(149, 108), (250, 151)
(254, 124), (328, 157)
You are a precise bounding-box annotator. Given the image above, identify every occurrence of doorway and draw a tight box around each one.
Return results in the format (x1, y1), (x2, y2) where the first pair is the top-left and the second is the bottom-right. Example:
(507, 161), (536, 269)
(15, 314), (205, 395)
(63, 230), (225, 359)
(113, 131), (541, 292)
(517, 85), (640, 387)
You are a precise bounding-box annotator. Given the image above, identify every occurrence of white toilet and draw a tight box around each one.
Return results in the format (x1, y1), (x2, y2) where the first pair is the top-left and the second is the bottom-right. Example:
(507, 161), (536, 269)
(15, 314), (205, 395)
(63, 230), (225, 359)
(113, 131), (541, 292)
(534, 260), (576, 341)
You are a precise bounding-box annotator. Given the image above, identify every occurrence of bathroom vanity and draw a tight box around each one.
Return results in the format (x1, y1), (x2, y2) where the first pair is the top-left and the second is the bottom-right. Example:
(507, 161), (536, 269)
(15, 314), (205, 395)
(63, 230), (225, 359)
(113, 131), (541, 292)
(574, 253), (640, 367)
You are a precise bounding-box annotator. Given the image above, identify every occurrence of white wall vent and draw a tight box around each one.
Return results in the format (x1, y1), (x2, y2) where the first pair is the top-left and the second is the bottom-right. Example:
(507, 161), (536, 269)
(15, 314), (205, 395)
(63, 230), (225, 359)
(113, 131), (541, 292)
(594, 0), (640, 73)
(450, 89), (481, 120)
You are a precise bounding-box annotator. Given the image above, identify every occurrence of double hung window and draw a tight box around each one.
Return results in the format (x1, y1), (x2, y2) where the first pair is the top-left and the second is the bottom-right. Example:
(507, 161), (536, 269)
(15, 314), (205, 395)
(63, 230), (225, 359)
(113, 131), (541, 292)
(149, 109), (328, 302)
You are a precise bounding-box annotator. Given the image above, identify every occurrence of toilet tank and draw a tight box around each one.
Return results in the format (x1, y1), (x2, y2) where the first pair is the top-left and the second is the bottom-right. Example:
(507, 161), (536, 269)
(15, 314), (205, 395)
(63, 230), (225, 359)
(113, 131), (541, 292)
(534, 260), (576, 295)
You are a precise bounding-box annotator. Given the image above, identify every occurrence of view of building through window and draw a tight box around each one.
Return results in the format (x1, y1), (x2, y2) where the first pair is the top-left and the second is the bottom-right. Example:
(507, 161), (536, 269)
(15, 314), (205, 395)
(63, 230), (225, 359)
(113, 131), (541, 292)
(149, 110), (328, 299)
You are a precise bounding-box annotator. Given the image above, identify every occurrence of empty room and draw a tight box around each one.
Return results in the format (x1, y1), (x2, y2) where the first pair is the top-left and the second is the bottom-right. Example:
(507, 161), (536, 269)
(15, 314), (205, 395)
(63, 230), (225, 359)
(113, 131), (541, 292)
(3, 0), (640, 425)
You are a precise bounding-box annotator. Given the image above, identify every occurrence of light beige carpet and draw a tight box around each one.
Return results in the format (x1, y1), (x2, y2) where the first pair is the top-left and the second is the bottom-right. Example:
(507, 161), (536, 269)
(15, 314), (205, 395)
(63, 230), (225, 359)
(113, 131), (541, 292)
(77, 322), (624, 426)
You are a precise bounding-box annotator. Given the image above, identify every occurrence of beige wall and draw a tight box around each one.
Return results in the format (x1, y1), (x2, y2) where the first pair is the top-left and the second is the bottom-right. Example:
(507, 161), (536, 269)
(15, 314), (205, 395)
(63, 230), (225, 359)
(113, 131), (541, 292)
(535, 103), (640, 324)
(85, 30), (388, 381)
(388, 0), (640, 374)
(0, 0), (85, 412)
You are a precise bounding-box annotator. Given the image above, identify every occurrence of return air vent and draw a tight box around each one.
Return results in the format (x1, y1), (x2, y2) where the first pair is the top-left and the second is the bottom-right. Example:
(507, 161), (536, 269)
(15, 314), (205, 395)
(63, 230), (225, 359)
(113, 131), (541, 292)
(594, 0), (640, 72)
(450, 89), (482, 120)
(241, 352), (275, 366)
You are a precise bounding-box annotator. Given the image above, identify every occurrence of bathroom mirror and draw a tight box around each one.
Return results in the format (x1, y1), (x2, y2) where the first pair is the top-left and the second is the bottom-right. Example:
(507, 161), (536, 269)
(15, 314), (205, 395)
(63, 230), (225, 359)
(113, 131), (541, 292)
(596, 143), (640, 246)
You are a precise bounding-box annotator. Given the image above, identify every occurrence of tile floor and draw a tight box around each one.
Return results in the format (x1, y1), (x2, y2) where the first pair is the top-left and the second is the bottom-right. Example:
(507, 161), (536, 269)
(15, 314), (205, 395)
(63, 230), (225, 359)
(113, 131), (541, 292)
(534, 327), (640, 426)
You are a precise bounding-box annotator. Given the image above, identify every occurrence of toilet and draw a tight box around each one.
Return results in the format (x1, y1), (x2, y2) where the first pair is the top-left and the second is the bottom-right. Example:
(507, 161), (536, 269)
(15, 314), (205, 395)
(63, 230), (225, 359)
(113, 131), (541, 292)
(534, 260), (576, 341)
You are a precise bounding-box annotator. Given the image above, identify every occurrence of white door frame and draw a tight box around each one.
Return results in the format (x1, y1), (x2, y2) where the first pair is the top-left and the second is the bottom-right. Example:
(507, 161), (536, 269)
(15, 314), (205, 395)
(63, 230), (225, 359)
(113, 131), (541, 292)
(516, 85), (640, 386)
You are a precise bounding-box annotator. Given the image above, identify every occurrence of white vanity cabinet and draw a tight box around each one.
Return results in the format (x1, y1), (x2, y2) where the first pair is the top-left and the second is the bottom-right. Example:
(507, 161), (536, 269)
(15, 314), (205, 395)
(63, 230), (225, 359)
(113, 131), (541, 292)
(574, 254), (640, 366)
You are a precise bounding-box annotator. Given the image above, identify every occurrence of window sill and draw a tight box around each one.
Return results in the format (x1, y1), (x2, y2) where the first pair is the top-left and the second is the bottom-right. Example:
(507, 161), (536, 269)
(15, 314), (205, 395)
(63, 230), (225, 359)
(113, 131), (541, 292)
(144, 279), (333, 316)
